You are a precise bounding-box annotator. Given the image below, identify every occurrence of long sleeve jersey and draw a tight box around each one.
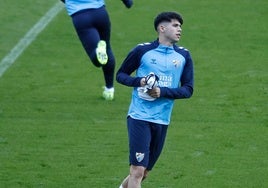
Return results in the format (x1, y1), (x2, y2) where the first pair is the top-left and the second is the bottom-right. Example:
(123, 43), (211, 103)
(116, 40), (194, 125)
(64, 0), (105, 16)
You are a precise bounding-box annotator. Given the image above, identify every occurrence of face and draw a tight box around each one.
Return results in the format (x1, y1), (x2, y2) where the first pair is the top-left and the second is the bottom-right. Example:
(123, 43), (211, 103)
(158, 19), (182, 45)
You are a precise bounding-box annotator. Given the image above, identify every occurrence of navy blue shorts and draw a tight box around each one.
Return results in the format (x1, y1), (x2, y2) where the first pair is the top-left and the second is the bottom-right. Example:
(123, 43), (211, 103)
(127, 116), (168, 170)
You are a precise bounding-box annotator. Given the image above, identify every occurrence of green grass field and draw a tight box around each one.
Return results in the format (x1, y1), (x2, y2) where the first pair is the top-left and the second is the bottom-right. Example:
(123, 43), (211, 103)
(0, 0), (267, 187)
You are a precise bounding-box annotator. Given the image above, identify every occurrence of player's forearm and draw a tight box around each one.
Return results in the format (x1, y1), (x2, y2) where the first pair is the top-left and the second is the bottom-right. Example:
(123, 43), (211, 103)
(116, 56), (141, 87)
(160, 84), (193, 99)
(116, 72), (142, 87)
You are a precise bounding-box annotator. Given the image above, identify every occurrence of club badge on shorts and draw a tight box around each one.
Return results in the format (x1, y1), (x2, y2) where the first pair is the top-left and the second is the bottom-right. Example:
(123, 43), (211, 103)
(136, 152), (145, 162)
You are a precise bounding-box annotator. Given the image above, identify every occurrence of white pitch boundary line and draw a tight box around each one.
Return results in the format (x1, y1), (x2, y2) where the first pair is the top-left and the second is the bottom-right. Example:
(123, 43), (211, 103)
(0, 2), (64, 78)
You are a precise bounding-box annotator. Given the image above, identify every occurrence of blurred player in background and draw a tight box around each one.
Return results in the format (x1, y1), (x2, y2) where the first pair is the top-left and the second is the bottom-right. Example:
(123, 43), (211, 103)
(116, 11), (194, 187)
(61, 0), (133, 100)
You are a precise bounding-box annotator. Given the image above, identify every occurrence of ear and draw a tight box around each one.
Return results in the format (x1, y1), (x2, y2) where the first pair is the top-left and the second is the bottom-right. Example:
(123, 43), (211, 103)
(159, 24), (166, 33)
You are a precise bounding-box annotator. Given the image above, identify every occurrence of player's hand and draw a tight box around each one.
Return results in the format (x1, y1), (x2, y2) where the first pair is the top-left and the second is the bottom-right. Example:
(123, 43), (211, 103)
(140, 77), (146, 87)
(122, 0), (133, 8)
(147, 87), (161, 98)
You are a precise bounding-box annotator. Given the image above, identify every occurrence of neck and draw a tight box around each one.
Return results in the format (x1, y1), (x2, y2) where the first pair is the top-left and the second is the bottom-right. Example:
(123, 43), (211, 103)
(158, 38), (175, 47)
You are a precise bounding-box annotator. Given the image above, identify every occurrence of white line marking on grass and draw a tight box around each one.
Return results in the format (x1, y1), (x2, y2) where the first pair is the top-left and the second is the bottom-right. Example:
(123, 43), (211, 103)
(0, 2), (64, 78)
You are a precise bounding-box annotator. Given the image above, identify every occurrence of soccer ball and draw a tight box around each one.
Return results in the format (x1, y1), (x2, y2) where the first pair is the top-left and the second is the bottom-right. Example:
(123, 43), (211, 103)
(145, 72), (159, 89)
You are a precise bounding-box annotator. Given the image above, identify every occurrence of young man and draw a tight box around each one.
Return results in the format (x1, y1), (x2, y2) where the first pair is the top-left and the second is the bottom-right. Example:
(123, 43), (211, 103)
(61, 0), (133, 100)
(116, 11), (194, 187)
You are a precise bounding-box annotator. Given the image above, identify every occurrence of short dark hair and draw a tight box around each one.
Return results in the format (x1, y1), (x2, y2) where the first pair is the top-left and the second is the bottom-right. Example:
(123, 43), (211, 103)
(154, 12), (183, 31)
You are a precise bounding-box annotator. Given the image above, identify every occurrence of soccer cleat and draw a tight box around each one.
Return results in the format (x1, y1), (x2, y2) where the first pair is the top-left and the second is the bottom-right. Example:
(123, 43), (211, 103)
(96, 40), (108, 65)
(102, 87), (114, 101)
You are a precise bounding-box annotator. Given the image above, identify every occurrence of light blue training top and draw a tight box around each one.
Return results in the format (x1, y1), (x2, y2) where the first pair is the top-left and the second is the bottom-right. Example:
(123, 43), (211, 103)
(117, 40), (194, 125)
(126, 43), (187, 125)
(65, 0), (105, 15)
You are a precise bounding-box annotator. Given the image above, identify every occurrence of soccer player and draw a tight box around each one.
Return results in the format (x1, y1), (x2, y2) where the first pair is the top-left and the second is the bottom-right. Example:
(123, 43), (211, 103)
(61, 0), (133, 100)
(116, 11), (194, 187)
